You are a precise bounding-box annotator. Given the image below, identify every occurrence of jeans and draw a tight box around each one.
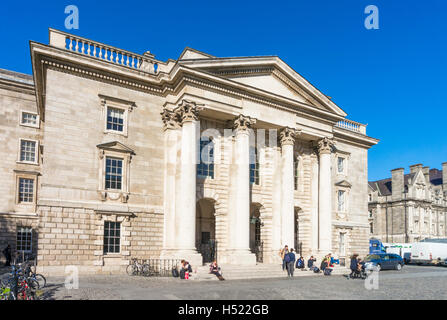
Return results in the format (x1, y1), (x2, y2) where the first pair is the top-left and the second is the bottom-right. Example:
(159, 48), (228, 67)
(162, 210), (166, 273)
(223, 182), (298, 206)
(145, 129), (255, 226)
(287, 262), (295, 277)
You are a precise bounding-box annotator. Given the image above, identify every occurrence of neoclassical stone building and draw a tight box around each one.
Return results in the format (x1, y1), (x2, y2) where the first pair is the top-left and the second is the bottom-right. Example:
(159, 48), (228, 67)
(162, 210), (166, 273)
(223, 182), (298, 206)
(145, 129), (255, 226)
(0, 29), (378, 273)
(368, 164), (447, 243)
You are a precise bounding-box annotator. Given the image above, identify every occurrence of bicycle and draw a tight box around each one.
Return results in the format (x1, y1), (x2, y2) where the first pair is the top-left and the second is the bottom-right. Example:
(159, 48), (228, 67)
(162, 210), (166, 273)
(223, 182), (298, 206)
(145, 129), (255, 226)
(126, 258), (150, 276)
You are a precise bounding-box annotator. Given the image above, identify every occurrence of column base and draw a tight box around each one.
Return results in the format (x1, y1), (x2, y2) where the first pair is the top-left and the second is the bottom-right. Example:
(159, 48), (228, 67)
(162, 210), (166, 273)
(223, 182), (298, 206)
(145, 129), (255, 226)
(219, 250), (257, 265)
(160, 249), (203, 268)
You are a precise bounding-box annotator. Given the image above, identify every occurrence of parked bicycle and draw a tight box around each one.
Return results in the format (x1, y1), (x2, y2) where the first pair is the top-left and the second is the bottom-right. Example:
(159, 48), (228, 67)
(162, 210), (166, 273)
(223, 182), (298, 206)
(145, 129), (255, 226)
(126, 258), (151, 276)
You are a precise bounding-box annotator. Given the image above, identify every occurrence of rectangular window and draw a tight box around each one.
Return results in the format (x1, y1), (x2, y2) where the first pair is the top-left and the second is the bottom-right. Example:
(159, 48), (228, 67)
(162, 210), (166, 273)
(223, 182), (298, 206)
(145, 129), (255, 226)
(337, 157), (345, 174)
(370, 222), (374, 234)
(339, 233), (345, 256)
(21, 112), (38, 126)
(294, 159), (299, 191)
(197, 140), (214, 178)
(338, 190), (345, 212)
(20, 140), (37, 163)
(250, 147), (260, 185)
(103, 221), (121, 254)
(106, 107), (124, 132)
(18, 178), (34, 203)
(16, 227), (33, 252)
(105, 157), (123, 190)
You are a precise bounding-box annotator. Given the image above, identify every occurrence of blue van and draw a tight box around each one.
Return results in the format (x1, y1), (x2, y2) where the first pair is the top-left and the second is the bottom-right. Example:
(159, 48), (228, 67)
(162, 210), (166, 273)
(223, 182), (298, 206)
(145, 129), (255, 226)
(364, 253), (404, 271)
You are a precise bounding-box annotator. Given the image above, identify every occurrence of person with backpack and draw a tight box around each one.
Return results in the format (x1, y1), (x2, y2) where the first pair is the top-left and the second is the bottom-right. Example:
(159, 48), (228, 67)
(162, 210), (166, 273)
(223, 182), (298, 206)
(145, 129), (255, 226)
(286, 249), (296, 278)
(296, 256), (305, 270)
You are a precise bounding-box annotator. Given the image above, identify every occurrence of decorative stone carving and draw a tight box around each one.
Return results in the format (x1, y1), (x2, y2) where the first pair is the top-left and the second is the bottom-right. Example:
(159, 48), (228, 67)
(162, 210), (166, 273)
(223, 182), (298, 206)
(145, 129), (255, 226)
(161, 108), (178, 130)
(279, 127), (297, 146)
(317, 137), (335, 154)
(175, 100), (203, 124)
(233, 114), (256, 134)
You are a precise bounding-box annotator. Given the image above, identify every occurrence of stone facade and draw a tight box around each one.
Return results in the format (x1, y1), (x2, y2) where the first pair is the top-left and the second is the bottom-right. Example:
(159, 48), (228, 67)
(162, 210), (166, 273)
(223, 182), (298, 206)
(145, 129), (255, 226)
(0, 29), (378, 274)
(368, 164), (447, 243)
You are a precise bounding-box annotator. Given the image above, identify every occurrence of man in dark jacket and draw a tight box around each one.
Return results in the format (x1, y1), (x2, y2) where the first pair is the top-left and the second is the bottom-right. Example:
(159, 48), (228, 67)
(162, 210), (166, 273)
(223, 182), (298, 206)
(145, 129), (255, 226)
(349, 254), (359, 278)
(3, 244), (11, 267)
(287, 249), (296, 278)
(307, 256), (316, 269)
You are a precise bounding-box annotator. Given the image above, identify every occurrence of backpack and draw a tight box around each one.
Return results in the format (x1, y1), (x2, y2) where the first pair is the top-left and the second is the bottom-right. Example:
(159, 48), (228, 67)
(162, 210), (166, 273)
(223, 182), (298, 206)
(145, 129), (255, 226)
(284, 253), (291, 263)
(324, 268), (332, 276)
(172, 268), (179, 278)
(313, 267), (320, 273)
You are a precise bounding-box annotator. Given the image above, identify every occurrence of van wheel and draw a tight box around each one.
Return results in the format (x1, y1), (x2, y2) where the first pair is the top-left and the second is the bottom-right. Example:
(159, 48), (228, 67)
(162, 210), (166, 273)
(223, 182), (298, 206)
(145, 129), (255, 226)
(396, 263), (402, 271)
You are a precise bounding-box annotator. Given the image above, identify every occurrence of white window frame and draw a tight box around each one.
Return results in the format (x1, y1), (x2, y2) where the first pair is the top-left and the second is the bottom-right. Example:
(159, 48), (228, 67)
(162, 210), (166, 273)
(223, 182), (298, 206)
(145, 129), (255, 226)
(19, 111), (40, 128)
(100, 94), (136, 137)
(14, 172), (38, 207)
(334, 152), (350, 176)
(17, 138), (39, 165)
(337, 190), (346, 212)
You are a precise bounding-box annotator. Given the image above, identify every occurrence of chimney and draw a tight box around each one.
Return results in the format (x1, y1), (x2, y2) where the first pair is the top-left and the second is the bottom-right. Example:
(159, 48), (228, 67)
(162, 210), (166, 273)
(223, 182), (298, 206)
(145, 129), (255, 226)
(391, 168), (405, 200)
(410, 164), (423, 174)
(422, 166), (430, 184)
(443, 162), (447, 190)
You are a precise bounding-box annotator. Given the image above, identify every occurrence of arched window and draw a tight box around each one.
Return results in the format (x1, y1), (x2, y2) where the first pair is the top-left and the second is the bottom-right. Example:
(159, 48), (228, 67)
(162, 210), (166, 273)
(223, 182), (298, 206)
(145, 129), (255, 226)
(250, 147), (260, 185)
(197, 139), (214, 179)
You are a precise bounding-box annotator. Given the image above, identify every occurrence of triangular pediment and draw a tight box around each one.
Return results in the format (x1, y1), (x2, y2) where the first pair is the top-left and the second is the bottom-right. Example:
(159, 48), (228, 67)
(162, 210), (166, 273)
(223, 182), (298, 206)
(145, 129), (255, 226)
(335, 180), (352, 188)
(411, 170), (426, 186)
(179, 47), (216, 60)
(178, 52), (347, 117)
(97, 141), (135, 155)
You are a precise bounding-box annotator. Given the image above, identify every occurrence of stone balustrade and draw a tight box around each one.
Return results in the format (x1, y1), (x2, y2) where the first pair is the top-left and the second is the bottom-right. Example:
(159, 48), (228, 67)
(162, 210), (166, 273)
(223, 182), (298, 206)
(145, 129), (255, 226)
(336, 119), (367, 135)
(49, 29), (158, 74)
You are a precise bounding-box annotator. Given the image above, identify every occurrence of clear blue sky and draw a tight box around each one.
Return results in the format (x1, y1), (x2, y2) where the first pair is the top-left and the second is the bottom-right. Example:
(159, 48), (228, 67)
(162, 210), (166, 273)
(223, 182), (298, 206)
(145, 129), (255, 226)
(1, 0), (446, 181)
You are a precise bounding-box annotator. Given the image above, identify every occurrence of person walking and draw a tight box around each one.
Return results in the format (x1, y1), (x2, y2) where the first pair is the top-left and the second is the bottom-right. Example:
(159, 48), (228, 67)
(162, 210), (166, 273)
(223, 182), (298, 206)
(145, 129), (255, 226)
(280, 245), (289, 271)
(3, 244), (11, 267)
(349, 254), (359, 279)
(287, 249), (296, 278)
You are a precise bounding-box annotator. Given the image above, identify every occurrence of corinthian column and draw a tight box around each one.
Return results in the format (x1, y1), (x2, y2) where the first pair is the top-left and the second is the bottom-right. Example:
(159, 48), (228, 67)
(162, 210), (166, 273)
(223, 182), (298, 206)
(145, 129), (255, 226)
(317, 137), (335, 253)
(172, 100), (203, 266)
(161, 109), (178, 254)
(280, 127), (296, 249)
(225, 114), (257, 265)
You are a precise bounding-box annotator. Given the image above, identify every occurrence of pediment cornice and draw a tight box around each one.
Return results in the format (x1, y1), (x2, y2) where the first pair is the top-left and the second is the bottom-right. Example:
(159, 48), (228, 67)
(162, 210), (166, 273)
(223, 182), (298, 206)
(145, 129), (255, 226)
(96, 141), (135, 155)
(335, 180), (352, 188)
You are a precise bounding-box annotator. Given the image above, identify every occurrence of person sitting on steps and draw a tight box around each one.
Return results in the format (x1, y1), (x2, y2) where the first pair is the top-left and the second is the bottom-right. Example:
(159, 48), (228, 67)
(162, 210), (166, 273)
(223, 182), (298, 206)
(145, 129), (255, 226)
(209, 260), (225, 281)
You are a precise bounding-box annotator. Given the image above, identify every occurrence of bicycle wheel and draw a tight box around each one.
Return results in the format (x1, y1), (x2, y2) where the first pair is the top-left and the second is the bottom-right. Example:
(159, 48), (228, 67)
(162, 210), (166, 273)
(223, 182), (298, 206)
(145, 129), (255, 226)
(126, 264), (138, 276)
(141, 264), (151, 277)
(34, 274), (46, 288)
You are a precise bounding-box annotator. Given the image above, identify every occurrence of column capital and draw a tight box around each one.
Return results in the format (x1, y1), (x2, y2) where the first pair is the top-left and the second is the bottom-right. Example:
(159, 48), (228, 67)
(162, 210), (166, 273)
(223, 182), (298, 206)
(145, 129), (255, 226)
(233, 114), (256, 134)
(317, 137), (335, 155)
(161, 108), (179, 130)
(175, 100), (204, 124)
(279, 127), (298, 146)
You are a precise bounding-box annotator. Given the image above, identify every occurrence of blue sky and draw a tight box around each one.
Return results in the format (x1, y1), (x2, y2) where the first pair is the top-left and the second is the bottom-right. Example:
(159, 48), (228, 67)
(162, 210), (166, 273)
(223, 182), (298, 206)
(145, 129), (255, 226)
(1, 0), (446, 181)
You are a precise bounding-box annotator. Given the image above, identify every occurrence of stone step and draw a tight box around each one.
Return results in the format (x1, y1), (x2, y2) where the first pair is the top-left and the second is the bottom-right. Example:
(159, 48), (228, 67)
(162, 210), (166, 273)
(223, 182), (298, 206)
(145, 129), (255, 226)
(189, 264), (349, 281)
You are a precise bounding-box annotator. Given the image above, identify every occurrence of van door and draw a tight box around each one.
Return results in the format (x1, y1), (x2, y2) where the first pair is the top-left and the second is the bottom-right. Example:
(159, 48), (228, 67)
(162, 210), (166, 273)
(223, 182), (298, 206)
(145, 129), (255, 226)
(382, 254), (392, 269)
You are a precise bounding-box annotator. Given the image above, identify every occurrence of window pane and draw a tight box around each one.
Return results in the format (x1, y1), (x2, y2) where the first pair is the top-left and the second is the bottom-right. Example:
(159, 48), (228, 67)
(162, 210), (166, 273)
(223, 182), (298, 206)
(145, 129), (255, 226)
(105, 157), (123, 190)
(107, 107), (125, 132)
(197, 140), (215, 179)
(20, 140), (36, 162)
(103, 221), (121, 254)
(19, 178), (34, 203)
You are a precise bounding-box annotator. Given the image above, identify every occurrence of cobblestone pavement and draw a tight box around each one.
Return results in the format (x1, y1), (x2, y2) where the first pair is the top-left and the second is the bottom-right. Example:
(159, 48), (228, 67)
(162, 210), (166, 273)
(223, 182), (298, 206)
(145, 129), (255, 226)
(37, 265), (447, 300)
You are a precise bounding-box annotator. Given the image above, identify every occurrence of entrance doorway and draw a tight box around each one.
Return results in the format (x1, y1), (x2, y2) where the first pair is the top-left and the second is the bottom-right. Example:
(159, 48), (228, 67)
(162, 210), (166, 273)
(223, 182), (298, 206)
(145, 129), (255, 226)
(196, 199), (217, 264)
